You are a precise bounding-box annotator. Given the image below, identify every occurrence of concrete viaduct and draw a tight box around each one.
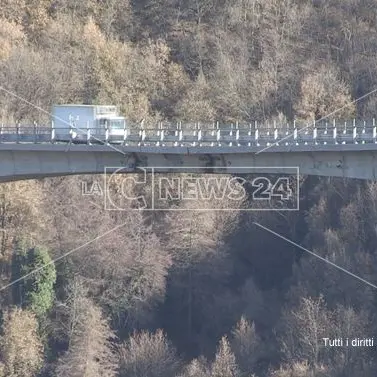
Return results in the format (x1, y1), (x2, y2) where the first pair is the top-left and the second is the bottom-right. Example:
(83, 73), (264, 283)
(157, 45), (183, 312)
(1, 122), (377, 181)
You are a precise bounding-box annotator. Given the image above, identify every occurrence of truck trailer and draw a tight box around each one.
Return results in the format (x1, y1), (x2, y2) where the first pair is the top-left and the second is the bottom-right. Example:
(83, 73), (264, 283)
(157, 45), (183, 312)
(52, 104), (127, 142)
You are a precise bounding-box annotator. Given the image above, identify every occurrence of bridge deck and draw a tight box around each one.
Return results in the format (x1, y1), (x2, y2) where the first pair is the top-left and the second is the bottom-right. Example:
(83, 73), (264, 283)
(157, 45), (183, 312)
(1, 123), (377, 147)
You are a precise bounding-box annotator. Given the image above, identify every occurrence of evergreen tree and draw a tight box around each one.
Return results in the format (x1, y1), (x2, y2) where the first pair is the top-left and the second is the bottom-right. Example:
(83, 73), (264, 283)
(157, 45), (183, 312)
(11, 239), (56, 319)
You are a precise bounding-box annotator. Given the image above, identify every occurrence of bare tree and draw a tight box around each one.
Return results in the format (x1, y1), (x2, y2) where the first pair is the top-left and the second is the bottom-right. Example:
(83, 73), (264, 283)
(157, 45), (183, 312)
(55, 296), (118, 377)
(269, 361), (328, 377)
(294, 64), (355, 121)
(211, 336), (241, 377)
(118, 329), (181, 377)
(0, 307), (43, 377)
(0, 181), (47, 259)
(280, 296), (333, 369)
(178, 357), (210, 377)
(231, 316), (261, 375)
(0, 18), (25, 61)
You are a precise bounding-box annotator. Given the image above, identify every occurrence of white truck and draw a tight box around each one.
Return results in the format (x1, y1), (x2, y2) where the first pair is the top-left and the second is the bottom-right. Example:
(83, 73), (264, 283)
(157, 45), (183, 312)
(52, 104), (127, 142)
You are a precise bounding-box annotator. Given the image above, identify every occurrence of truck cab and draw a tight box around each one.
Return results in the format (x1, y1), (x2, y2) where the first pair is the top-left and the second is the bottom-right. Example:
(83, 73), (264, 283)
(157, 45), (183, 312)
(98, 117), (126, 131)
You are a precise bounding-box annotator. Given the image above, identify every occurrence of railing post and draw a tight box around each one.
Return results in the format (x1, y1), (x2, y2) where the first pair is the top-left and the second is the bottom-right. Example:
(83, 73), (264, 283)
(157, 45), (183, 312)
(313, 127), (317, 144)
(33, 121), (38, 143)
(286, 122), (290, 136)
(255, 128), (259, 146)
(353, 125), (357, 143)
(160, 129), (164, 142)
(333, 126), (337, 144)
(321, 120), (326, 145)
(294, 128), (298, 144)
(105, 121), (109, 144)
(51, 120), (55, 143)
(16, 123), (20, 143)
(87, 121), (91, 145)
(70, 123), (74, 142)
(123, 121), (127, 145)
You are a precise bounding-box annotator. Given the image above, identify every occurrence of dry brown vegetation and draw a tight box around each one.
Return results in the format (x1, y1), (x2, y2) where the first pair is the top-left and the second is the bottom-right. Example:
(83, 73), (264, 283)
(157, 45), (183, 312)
(1, 1), (377, 376)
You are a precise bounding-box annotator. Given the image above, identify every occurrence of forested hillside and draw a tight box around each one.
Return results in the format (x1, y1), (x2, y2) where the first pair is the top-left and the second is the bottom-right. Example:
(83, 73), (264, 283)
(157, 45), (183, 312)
(1, 1), (377, 376)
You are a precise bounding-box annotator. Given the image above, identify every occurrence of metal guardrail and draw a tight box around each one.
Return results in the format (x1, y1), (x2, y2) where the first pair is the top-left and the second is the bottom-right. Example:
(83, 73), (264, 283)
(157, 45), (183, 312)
(1, 121), (377, 146)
